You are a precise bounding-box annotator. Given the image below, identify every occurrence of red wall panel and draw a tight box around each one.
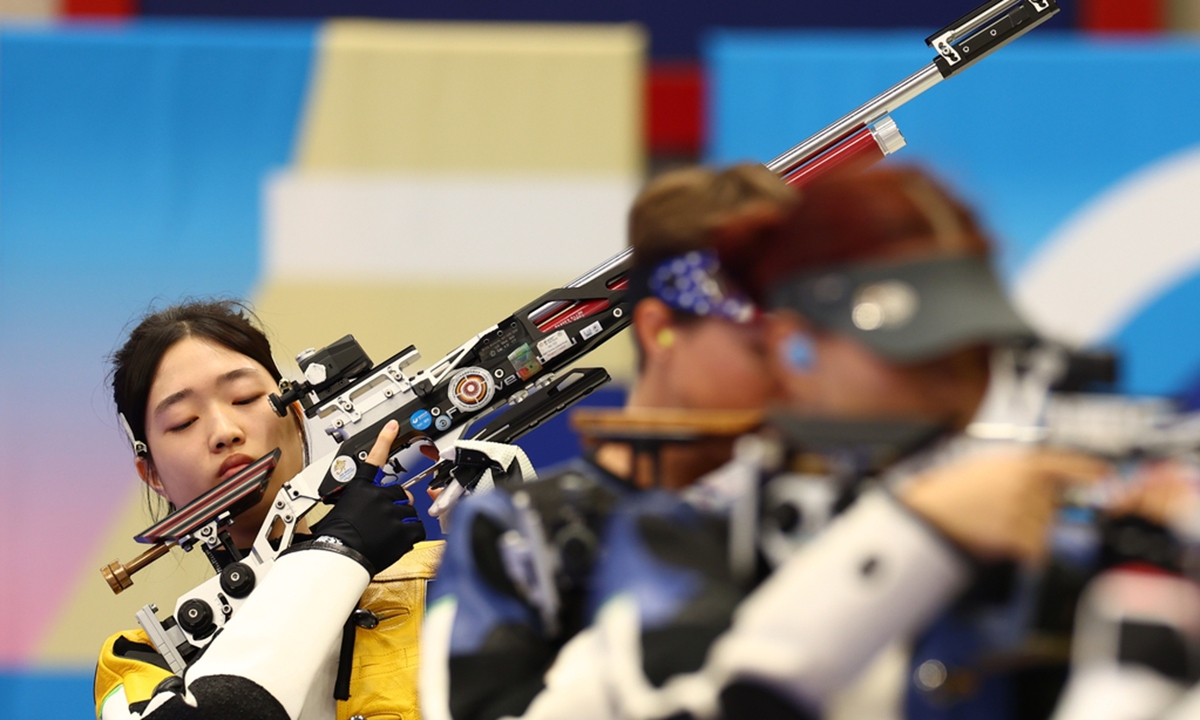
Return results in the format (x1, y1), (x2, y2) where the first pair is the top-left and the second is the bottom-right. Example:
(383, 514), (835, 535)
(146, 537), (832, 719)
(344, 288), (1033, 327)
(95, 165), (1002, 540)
(64, 0), (136, 17)
(1080, 0), (1164, 31)
(646, 62), (704, 157)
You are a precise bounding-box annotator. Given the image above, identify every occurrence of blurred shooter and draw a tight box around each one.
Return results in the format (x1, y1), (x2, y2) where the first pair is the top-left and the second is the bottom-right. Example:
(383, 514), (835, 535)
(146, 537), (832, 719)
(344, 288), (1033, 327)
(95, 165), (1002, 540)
(421, 164), (794, 720)
(721, 166), (1116, 719)
(587, 166), (1112, 720)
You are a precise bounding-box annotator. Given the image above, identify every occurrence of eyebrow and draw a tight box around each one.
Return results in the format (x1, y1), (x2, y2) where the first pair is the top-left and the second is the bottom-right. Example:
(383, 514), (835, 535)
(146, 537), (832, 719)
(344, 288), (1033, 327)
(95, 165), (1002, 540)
(152, 367), (261, 418)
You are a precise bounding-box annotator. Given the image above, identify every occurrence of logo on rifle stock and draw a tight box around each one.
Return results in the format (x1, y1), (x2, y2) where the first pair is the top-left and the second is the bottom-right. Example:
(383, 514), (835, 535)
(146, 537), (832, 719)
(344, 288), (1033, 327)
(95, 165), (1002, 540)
(448, 367), (495, 413)
(331, 455), (357, 484)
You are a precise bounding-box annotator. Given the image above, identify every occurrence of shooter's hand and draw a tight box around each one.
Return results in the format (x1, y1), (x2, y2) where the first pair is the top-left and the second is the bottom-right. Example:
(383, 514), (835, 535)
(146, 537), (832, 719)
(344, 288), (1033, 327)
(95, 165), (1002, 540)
(899, 449), (1109, 562)
(1109, 460), (1200, 529)
(309, 420), (426, 575)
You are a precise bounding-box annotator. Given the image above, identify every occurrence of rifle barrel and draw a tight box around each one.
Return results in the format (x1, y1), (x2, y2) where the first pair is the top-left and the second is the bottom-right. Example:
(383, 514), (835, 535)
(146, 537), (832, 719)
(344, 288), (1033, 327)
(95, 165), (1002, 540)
(766, 64), (943, 176)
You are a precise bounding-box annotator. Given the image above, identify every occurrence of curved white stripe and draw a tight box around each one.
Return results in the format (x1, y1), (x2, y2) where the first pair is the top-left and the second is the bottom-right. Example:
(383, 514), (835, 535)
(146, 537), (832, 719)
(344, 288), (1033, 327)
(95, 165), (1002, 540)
(1012, 144), (1200, 346)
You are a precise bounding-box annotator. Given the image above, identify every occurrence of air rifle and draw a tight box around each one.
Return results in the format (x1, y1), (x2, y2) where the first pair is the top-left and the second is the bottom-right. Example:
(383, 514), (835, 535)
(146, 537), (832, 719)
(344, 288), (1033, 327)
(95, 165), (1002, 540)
(100, 0), (1060, 672)
(771, 0), (1059, 185)
(102, 248), (628, 672)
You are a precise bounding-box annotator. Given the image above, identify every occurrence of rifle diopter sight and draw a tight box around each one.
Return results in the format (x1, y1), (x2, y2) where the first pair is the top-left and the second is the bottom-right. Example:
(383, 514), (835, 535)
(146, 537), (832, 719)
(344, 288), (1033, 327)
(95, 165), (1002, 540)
(926, 0), (1058, 77)
(268, 336), (416, 419)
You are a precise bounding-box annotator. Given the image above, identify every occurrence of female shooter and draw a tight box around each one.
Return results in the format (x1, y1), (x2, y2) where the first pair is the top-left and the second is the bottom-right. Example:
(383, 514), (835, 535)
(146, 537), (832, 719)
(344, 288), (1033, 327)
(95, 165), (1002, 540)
(95, 300), (432, 720)
(421, 164), (793, 720)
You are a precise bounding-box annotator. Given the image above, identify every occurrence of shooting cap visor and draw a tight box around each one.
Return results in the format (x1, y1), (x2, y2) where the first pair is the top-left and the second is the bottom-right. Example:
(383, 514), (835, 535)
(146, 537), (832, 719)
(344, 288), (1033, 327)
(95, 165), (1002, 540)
(769, 255), (1034, 364)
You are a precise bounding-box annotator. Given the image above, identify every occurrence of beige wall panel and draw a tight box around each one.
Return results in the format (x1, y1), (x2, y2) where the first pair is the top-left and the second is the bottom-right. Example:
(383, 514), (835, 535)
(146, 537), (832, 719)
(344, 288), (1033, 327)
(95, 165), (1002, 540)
(36, 487), (217, 665)
(254, 279), (635, 388)
(297, 20), (645, 174)
(0, 0), (56, 19)
(1170, 0), (1200, 31)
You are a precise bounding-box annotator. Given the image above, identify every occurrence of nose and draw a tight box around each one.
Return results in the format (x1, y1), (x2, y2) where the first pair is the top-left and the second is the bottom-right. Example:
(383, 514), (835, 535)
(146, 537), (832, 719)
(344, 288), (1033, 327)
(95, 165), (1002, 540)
(209, 408), (245, 452)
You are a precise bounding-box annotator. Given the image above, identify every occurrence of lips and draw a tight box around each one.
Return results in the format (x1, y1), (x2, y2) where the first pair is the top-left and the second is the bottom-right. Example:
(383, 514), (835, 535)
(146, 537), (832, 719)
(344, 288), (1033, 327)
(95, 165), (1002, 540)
(218, 453), (255, 481)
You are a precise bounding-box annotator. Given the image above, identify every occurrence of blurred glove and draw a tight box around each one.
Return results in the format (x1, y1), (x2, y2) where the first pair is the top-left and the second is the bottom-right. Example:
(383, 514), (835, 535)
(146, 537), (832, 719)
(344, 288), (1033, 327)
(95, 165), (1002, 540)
(429, 439), (535, 520)
(1050, 568), (1200, 720)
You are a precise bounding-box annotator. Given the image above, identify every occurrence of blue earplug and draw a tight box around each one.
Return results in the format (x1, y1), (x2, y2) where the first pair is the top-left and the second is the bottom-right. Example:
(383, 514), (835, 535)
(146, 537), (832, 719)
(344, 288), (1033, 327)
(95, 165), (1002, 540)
(781, 332), (815, 372)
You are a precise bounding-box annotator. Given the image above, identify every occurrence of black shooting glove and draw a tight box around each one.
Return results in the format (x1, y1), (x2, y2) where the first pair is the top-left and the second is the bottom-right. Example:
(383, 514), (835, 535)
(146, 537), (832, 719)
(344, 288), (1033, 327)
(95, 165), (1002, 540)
(306, 461), (426, 576)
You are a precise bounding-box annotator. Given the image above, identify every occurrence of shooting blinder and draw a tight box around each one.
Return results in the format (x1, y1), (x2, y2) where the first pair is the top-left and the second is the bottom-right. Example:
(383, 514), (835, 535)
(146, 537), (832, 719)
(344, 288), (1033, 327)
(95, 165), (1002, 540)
(769, 255), (1034, 364)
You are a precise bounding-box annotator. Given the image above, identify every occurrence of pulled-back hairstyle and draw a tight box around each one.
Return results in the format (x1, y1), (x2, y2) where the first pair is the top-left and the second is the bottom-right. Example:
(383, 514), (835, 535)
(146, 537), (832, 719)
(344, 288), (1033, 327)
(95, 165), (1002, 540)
(625, 164), (796, 370)
(629, 163), (797, 270)
(721, 165), (993, 302)
(111, 299), (282, 459)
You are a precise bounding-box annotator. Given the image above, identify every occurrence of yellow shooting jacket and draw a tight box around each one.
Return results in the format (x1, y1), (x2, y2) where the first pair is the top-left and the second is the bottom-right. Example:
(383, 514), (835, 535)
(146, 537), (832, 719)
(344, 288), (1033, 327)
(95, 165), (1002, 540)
(95, 540), (444, 720)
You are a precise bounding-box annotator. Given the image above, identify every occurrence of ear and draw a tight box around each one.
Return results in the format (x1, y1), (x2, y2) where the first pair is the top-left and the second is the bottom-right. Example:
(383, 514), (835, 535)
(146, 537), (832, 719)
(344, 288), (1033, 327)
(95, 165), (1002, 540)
(633, 298), (676, 366)
(136, 456), (169, 500)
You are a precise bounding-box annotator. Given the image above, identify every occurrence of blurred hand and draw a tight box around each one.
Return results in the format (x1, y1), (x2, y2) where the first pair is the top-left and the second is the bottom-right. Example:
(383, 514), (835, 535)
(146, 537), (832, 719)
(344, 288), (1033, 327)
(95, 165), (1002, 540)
(1109, 460), (1200, 529)
(899, 448), (1109, 562)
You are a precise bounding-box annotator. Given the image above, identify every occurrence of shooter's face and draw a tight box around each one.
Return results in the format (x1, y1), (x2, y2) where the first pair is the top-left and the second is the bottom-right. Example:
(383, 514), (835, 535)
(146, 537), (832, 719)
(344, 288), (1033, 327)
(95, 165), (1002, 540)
(139, 336), (304, 545)
(660, 315), (781, 411)
(766, 312), (989, 430)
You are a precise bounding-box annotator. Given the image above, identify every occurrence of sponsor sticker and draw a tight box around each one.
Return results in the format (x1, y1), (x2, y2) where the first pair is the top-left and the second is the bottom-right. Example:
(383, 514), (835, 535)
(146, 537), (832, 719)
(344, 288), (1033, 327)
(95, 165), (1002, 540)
(331, 455), (357, 484)
(507, 343), (543, 380)
(537, 330), (572, 362)
(448, 367), (495, 412)
(410, 409), (433, 431)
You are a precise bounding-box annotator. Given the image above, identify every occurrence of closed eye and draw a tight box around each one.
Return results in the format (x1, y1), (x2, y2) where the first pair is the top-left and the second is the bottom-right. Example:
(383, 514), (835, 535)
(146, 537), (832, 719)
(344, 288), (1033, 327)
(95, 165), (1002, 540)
(234, 394), (264, 406)
(168, 418), (196, 432)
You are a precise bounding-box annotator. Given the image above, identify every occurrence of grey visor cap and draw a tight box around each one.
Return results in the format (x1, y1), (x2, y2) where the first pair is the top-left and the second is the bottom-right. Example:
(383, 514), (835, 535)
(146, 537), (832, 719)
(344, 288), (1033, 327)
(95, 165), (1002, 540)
(769, 255), (1035, 364)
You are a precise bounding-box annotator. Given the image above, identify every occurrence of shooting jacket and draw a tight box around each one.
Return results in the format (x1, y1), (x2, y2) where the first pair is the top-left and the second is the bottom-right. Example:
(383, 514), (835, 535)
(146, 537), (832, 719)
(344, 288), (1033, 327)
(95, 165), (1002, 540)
(421, 460), (971, 720)
(420, 457), (634, 720)
(95, 540), (444, 720)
